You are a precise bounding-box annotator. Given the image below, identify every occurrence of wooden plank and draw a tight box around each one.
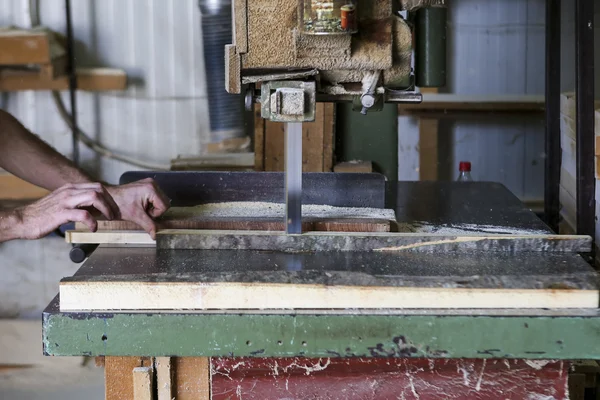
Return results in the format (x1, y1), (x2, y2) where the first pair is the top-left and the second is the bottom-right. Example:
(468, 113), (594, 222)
(323, 103), (335, 172)
(66, 230), (155, 245)
(253, 104), (266, 170)
(263, 104), (335, 172)
(225, 44), (241, 94)
(173, 357), (210, 400)
(105, 357), (152, 400)
(0, 173), (49, 200)
(304, 103), (325, 172)
(133, 366), (154, 400)
(334, 161), (373, 173)
(156, 229), (592, 253)
(71, 203), (395, 236)
(418, 118), (438, 181)
(0, 68), (127, 91)
(233, 0), (248, 53)
(0, 29), (51, 64)
(156, 357), (173, 400)
(59, 281), (599, 311)
(264, 120), (285, 171)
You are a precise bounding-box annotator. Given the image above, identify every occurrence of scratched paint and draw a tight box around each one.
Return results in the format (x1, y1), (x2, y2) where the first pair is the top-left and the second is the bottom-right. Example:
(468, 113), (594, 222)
(211, 358), (569, 399)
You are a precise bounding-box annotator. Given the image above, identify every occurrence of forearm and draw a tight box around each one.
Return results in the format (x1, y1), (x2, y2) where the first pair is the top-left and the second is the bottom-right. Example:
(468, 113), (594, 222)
(0, 109), (92, 191)
(0, 209), (22, 243)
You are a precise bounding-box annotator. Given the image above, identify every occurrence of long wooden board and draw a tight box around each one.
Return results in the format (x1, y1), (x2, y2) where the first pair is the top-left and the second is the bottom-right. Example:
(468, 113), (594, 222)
(155, 230), (591, 253)
(59, 282), (598, 311)
(59, 247), (599, 311)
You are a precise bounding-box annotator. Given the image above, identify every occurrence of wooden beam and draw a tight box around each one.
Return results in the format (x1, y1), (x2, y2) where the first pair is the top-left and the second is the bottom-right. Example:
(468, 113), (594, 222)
(173, 358), (211, 400)
(0, 173), (48, 200)
(155, 230), (591, 253)
(59, 280), (599, 311)
(105, 357), (152, 400)
(0, 28), (54, 64)
(0, 68), (127, 91)
(155, 357), (173, 400)
(133, 366), (154, 400)
(418, 118), (438, 181)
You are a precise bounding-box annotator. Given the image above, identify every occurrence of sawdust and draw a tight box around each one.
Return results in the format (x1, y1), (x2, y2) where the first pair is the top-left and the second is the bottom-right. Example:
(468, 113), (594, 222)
(166, 202), (396, 220)
(396, 221), (550, 235)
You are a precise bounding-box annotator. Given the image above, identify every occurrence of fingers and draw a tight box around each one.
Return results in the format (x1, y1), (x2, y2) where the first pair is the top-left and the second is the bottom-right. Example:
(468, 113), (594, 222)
(64, 209), (97, 232)
(133, 211), (158, 239)
(141, 179), (170, 218)
(65, 190), (115, 220)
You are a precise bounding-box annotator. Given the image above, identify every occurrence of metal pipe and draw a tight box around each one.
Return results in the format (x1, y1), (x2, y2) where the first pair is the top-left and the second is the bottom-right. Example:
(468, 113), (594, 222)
(544, 0), (561, 233)
(415, 6), (447, 88)
(198, 0), (244, 141)
(575, 0), (595, 244)
(65, 0), (79, 166)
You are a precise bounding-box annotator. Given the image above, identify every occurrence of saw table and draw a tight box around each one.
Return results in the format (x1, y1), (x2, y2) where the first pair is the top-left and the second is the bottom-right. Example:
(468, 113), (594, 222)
(43, 174), (600, 399)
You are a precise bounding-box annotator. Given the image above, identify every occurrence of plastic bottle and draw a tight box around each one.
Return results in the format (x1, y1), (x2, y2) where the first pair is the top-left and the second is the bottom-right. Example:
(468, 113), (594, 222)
(457, 161), (473, 182)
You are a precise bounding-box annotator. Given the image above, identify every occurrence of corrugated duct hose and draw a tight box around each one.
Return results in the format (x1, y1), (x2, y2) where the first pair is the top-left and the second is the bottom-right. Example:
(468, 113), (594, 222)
(28, 0), (243, 170)
(198, 0), (244, 141)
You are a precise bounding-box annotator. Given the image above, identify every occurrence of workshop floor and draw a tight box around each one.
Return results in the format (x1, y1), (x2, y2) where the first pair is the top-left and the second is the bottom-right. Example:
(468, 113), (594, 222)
(0, 319), (105, 400)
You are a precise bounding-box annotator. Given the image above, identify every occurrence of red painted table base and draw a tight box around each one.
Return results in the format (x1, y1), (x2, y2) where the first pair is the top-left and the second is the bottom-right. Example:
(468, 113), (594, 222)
(211, 358), (568, 399)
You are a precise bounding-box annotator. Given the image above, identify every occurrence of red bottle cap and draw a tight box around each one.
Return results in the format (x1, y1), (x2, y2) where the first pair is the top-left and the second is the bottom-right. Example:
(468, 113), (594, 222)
(459, 161), (471, 172)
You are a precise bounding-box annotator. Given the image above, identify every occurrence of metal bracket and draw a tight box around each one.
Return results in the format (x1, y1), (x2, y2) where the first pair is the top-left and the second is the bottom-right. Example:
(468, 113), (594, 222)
(261, 80), (316, 122)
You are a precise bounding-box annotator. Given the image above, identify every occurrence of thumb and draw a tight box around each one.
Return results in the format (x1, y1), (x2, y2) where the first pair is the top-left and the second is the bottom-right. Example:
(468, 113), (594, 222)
(134, 211), (158, 240)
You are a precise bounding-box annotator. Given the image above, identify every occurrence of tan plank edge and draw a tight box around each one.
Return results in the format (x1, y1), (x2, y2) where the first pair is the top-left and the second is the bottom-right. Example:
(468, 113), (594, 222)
(253, 103), (266, 170)
(322, 103), (335, 172)
(233, 0), (248, 53)
(174, 357), (211, 400)
(156, 357), (173, 400)
(0, 29), (51, 64)
(65, 230), (155, 245)
(0, 174), (49, 200)
(419, 118), (438, 180)
(59, 283), (599, 311)
(334, 161), (373, 173)
(105, 357), (152, 400)
(225, 44), (241, 94)
(133, 366), (154, 400)
(0, 68), (127, 92)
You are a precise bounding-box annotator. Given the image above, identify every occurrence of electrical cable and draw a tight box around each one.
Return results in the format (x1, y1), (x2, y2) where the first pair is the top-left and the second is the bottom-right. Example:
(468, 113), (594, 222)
(28, 0), (169, 170)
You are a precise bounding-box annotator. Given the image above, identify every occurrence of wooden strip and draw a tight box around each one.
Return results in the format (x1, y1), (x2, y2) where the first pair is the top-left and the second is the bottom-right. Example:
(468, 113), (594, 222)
(133, 366), (154, 400)
(105, 357), (152, 400)
(0, 68), (126, 92)
(225, 44), (241, 94)
(595, 136), (600, 155)
(304, 103), (325, 172)
(173, 357), (210, 400)
(74, 218), (391, 236)
(0, 173), (49, 200)
(264, 120), (285, 171)
(156, 230), (592, 253)
(323, 103), (335, 172)
(233, 0), (248, 53)
(418, 118), (439, 181)
(0, 29), (51, 64)
(66, 230), (155, 245)
(253, 104), (266, 170)
(334, 161), (373, 173)
(59, 282), (599, 311)
(156, 357), (173, 400)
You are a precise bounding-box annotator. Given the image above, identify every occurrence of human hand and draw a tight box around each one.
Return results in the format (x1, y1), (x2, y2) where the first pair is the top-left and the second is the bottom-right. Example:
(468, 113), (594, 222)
(14, 183), (119, 240)
(106, 178), (170, 239)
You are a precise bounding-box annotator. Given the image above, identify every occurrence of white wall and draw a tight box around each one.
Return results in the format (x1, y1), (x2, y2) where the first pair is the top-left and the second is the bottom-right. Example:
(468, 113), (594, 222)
(0, 0), (211, 184)
(399, 0), (546, 203)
